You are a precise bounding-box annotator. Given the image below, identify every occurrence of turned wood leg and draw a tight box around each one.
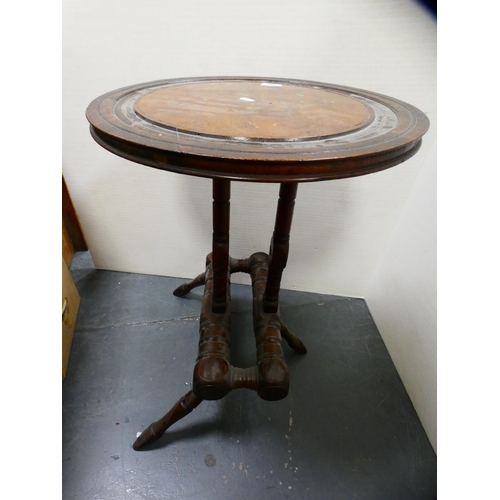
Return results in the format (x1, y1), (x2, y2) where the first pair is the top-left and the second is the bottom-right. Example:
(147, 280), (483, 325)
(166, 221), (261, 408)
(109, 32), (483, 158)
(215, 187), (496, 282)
(132, 390), (203, 450)
(263, 182), (298, 314)
(172, 272), (206, 297)
(250, 253), (290, 401)
(192, 257), (233, 400)
(211, 179), (231, 314)
(280, 319), (307, 355)
(137, 182), (307, 450)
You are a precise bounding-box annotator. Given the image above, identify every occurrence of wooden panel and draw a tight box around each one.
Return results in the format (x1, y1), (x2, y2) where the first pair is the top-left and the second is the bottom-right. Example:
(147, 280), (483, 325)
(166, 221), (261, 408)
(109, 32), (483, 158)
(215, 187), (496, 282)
(62, 176), (87, 252)
(62, 222), (75, 266)
(62, 257), (80, 379)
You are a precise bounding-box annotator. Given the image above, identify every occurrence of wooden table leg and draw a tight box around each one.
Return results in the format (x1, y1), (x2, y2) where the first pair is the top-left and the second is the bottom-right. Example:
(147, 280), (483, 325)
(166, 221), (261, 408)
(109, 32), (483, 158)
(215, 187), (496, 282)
(263, 182), (298, 314)
(211, 179), (231, 314)
(172, 271), (206, 297)
(134, 182), (307, 449)
(132, 391), (203, 450)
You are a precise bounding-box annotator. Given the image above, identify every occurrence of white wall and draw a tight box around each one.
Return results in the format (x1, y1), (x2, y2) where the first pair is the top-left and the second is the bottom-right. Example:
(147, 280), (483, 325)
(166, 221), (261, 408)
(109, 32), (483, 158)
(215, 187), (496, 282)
(63, 0), (436, 445)
(365, 136), (437, 451)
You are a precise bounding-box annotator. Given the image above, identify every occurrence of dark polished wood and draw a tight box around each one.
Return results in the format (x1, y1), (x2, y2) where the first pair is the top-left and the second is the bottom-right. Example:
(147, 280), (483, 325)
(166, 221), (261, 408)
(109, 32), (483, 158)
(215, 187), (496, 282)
(87, 76), (429, 183)
(132, 391), (202, 451)
(177, 252), (307, 402)
(137, 252), (308, 449)
(264, 183), (298, 314)
(87, 77), (430, 450)
(211, 179), (231, 314)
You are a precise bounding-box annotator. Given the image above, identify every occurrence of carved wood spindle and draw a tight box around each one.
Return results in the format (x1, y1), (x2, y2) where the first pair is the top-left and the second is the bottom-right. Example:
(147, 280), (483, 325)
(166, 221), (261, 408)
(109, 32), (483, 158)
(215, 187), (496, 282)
(193, 255), (232, 400)
(211, 179), (231, 314)
(250, 253), (290, 400)
(263, 182), (298, 314)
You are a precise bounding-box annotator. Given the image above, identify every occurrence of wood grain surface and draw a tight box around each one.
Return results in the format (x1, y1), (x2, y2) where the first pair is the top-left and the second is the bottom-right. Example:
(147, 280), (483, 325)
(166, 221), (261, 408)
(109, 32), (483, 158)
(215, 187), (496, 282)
(134, 80), (373, 140)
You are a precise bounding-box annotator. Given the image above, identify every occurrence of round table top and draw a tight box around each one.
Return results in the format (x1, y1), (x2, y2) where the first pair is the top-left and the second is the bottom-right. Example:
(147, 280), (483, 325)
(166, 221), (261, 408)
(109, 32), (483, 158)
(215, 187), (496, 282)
(86, 76), (429, 183)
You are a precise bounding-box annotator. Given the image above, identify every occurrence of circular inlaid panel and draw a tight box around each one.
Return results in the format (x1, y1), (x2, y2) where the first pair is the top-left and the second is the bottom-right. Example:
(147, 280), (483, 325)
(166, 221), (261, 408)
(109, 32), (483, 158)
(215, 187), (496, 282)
(86, 77), (430, 182)
(134, 81), (373, 141)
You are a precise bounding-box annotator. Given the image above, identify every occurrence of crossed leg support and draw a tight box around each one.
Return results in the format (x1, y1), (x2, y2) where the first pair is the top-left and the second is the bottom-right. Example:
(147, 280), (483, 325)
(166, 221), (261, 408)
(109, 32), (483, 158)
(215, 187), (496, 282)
(133, 180), (306, 451)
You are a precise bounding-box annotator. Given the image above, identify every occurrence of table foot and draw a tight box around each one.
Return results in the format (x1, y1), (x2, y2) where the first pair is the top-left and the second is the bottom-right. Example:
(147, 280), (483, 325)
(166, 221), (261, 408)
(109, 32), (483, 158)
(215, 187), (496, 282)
(280, 320), (307, 355)
(173, 272), (206, 297)
(132, 390), (203, 450)
(135, 251), (308, 449)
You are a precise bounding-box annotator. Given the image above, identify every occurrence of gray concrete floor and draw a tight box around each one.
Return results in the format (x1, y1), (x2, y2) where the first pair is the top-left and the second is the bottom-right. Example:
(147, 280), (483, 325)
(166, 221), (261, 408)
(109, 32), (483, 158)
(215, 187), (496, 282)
(63, 252), (436, 499)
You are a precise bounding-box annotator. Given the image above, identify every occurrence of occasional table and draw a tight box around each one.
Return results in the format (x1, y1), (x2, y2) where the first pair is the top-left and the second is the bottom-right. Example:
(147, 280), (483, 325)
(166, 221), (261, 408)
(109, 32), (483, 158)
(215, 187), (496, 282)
(86, 77), (429, 450)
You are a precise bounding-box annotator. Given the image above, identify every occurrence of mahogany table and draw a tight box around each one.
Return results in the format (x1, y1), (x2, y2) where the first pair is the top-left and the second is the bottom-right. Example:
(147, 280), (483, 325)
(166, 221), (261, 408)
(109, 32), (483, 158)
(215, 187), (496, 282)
(86, 77), (429, 450)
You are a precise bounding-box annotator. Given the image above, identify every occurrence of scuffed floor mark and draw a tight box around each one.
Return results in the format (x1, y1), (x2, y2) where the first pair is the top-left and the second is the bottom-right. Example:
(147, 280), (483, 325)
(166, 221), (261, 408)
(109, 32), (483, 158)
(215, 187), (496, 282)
(282, 409), (301, 490)
(204, 454), (216, 467)
(285, 410), (293, 468)
(77, 315), (200, 333)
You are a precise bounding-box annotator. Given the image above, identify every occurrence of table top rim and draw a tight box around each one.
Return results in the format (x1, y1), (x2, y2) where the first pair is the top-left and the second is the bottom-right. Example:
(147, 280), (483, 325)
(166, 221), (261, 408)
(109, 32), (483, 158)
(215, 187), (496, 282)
(86, 76), (430, 182)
